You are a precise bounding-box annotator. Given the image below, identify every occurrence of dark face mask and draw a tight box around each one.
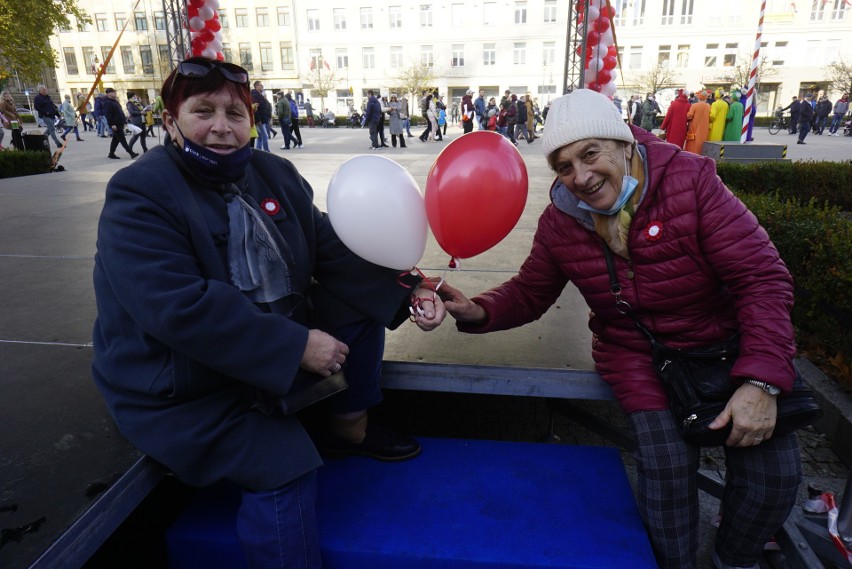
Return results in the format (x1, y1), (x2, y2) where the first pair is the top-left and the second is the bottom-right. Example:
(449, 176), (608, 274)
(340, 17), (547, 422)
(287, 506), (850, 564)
(173, 122), (252, 184)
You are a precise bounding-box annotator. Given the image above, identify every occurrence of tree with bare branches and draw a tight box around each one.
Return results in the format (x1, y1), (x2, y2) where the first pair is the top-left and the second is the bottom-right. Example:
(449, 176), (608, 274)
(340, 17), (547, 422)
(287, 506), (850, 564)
(630, 63), (679, 96)
(304, 60), (338, 112)
(392, 62), (438, 108)
(825, 57), (852, 97)
(719, 52), (778, 93)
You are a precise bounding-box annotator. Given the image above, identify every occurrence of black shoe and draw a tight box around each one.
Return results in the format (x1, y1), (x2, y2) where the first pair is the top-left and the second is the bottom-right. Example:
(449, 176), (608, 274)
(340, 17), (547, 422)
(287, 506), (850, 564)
(130, 152), (140, 158)
(797, 141), (805, 144)
(107, 154), (120, 159)
(381, 143), (389, 147)
(76, 138), (84, 141)
(320, 425), (421, 462)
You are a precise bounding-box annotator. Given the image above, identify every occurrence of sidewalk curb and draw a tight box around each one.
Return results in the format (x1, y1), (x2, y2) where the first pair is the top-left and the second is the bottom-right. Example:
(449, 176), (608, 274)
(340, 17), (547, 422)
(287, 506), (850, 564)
(798, 357), (852, 466)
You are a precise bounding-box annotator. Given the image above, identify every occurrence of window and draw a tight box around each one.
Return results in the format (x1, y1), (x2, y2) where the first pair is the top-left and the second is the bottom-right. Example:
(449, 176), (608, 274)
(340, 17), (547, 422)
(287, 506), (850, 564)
(483, 2), (497, 24)
(239, 43), (253, 71)
(829, 0), (846, 19)
(613, 0), (628, 25)
(309, 49), (322, 71)
(515, 1), (527, 24)
(629, 47), (643, 69)
(334, 8), (347, 30)
(362, 47), (375, 69)
(95, 13), (108, 31)
(452, 44), (465, 67)
(723, 43), (737, 67)
(389, 6), (402, 28)
(79, 17), (92, 32)
(544, 0), (557, 22)
(154, 12), (165, 30)
(222, 43), (232, 63)
(809, 0), (825, 20)
(452, 4), (464, 27)
(513, 42), (526, 65)
(483, 43), (496, 66)
(676, 44), (690, 67)
(64, 47), (79, 74)
(280, 42), (294, 70)
(256, 8), (269, 27)
(420, 5), (433, 27)
(771, 41), (787, 65)
(59, 19), (72, 32)
(235, 9), (248, 28)
(680, 0), (694, 24)
(421, 45), (434, 67)
(806, 39), (820, 62)
(336, 48), (349, 69)
(120, 46), (135, 74)
(360, 7), (373, 29)
(538, 85), (557, 95)
(826, 39), (842, 62)
(82, 47), (96, 75)
(134, 12), (147, 31)
(390, 46), (403, 68)
(630, 0), (646, 25)
(260, 42), (272, 71)
(704, 43), (719, 67)
(727, 2), (742, 24)
(100, 47), (116, 73)
(158, 44), (170, 67)
(658, 45), (672, 67)
(661, 0), (675, 25)
(277, 7), (290, 26)
(307, 9), (320, 31)
(543, 42), (555, 66)
(140, 46), (154, 74)
(219, 10), (228, 28)
(115, 13), (127, 30)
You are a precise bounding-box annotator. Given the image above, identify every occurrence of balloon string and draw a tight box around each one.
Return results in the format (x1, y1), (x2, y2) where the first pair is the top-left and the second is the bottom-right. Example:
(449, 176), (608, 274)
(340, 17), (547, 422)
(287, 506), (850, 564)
(413, 266), (443, 292)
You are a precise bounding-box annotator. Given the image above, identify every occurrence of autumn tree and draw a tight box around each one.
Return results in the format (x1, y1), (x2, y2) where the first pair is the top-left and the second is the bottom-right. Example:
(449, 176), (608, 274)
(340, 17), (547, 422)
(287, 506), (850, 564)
(629, 63), (679, 96)
(0, 0), (91, 83)
(825, 57), (852, 96)
(393, 62), (438, 107)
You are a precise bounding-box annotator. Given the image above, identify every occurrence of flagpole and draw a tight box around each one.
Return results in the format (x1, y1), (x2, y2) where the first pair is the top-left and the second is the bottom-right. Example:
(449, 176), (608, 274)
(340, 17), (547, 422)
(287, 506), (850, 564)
(741, 0), (766, 143)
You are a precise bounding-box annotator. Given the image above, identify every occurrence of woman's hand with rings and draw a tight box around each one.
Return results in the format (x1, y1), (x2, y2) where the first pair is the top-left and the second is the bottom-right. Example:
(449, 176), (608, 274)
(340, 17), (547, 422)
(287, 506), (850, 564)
(709, 382), (777, 447)
(301, 329), (349, 377)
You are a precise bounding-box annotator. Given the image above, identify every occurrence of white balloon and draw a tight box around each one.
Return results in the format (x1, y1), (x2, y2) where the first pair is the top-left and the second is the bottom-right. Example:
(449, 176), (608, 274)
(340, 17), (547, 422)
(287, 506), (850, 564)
(199, 6), (214, 20)
(189, 16), (205, 31)
(205, 0), (219, 9)
(209, 38), (223, 52)
(587, 5), (600, 21)
(589, 0), (604, 9)
(584, 67), (598, 84)
(587, 56), (605, 72)
(601, 81), (617, 98)
(327, 156), (428, 270)
(590, 44), (607, 60)
(201, 46), (217, 58)
(609, 69), (618, 82)
(600, 28), (614, 46)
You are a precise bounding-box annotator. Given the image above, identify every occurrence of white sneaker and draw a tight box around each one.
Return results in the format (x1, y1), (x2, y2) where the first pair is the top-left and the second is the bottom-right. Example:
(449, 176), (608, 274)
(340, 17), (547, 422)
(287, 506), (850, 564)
(711, 549), (758, 569)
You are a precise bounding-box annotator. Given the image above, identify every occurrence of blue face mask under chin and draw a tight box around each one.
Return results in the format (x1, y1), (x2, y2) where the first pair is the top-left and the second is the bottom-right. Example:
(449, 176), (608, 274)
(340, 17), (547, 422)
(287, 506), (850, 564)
(173, 123), (252, 184)
(577, 152), (640, 216)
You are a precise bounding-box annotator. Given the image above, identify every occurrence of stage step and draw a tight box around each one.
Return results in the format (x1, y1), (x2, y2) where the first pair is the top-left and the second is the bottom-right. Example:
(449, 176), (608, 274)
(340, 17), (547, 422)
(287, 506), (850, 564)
(167, 438), (657, 568)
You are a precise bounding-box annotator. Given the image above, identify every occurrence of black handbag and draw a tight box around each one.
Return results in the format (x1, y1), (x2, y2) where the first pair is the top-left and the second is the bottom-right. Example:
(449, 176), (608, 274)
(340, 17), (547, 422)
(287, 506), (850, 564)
(602, 245), (821, 447)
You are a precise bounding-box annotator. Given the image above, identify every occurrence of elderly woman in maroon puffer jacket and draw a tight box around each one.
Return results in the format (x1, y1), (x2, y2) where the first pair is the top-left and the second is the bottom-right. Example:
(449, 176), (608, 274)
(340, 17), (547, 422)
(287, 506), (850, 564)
(436, 89), (801, 569)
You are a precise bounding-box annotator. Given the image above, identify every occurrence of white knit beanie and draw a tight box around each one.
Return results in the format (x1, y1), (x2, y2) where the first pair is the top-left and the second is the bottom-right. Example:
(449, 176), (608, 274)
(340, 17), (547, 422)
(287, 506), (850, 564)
(542, 89), (634, 157)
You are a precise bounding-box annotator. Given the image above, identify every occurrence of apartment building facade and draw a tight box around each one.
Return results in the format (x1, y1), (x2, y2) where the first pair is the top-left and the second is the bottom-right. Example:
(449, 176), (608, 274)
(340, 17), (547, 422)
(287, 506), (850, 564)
(48, 0), (850, 116)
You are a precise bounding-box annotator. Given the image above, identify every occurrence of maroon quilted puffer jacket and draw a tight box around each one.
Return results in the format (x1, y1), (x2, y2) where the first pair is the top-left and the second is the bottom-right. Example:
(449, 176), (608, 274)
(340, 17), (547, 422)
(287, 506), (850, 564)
(458, 126), (796, 414)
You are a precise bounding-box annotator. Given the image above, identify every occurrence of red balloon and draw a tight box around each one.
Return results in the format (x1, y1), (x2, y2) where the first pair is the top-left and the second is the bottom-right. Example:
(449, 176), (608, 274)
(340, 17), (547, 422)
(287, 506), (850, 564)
(575, 1), (585, 12)
(596, 69), (613, 84)
(191, 35), (207, 51)
(216, 51), (225, 61)
(206, 17), (221, 31)
(577, 12), (584, 24)
(593, 17), (610, 32)
(189, 0), (204, 7)
(587, 30), (601, 46)
(603, 55), (618, 70)
(187, 5), (199, 17)
(199, 27), (215, 42)
(576, 44), (584, 57)
(587, 81), (602, 92)
(607, 44), (617, 57)
(601, 5), (616, 18)
(425, 132), (528, 260)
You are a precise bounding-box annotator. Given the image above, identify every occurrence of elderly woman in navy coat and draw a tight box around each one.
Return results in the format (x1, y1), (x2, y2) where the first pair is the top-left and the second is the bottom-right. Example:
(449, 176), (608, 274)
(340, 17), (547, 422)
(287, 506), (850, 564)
(92, 57), (444, 568)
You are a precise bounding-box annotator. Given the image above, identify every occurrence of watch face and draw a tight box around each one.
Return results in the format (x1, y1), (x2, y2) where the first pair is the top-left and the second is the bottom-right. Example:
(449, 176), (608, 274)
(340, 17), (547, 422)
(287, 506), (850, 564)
(767, 385), (781, 396)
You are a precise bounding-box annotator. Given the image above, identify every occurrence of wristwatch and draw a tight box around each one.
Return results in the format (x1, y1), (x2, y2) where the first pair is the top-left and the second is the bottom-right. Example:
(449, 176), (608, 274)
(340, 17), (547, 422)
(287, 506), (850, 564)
(744, 378), (781, 396)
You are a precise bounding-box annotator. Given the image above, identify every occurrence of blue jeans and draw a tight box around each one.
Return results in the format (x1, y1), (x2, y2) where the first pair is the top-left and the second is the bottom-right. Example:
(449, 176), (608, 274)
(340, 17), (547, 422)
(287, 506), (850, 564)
(42, 118), (62, 146)
(97, 115), (109, 136)
(829, 112), (844, 134)
(255, 121), (269, 151)
(237, 471), (321, 569)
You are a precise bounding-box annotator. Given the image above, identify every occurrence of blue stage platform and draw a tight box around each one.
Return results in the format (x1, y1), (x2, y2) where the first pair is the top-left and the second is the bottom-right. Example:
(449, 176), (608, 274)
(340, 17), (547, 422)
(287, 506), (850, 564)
(167, 438), (657, 568)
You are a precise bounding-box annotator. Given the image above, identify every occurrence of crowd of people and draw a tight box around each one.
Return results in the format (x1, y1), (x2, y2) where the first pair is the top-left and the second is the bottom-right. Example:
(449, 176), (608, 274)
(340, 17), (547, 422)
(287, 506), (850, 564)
(778, 92), (849, 142)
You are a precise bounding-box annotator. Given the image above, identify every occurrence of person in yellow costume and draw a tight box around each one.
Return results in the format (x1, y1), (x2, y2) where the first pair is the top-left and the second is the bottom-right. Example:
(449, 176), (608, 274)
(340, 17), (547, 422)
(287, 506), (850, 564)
(708, 88), (729, 141)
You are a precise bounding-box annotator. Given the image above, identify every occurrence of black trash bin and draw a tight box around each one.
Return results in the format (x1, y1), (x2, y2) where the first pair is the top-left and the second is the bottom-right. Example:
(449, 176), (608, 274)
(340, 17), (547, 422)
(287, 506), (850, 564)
(22, 133), (50, 154)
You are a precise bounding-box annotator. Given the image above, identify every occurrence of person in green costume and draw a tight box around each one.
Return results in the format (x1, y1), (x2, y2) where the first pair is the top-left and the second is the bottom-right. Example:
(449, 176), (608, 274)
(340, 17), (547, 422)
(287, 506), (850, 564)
(723, 90), (744, 142)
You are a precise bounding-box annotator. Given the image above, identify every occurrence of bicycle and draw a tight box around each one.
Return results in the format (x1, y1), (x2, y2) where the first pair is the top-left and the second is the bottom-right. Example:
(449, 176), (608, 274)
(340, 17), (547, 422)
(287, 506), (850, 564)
(768, 113), (790, 135)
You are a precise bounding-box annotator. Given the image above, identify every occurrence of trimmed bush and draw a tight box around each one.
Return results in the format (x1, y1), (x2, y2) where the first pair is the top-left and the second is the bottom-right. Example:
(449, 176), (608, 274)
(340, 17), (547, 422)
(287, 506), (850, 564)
(718, 160), (852, 211)
(740, 192), (852, 363)
(0, 150), (52, 178)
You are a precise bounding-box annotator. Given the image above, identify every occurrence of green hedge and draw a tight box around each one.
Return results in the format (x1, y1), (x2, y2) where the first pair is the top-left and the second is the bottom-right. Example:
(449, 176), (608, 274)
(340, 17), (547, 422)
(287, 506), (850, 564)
(718, 161), (852, 212)
(739, 192), (852, 361)
(0, 150), (52, 178)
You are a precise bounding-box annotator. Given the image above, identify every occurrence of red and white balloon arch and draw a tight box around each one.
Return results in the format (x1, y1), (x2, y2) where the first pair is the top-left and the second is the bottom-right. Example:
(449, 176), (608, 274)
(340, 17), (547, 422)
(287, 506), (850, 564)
(576, 0), (619, 99)
(187, 0), (224, 60)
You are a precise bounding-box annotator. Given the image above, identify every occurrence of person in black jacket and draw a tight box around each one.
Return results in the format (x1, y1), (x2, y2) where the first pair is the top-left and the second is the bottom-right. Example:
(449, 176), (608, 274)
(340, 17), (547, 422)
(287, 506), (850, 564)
(102, 88), (137, 159)
(781, 96), (800, 134)
(796, 94), (814, 144)
(33, 85), (63, 148)
(814, 96), (832, 135)
(126, 92), (149, 154)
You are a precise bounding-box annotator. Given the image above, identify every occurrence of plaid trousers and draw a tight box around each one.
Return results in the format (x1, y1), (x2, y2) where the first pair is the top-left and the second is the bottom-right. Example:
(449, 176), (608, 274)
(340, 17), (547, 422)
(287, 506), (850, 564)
(628, 410), (802, 569)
